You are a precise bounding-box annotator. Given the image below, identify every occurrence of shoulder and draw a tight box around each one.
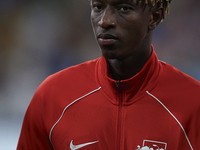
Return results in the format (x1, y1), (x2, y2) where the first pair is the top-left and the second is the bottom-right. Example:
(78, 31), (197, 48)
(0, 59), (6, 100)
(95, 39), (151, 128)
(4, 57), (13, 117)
(151, 61), (200, 149)
(158, 60), (200, 89)
(30, 57), (101, 112)
(38, 58), (100, 93)
(26, 58), (101, 132)
(154, 60), (200, 106)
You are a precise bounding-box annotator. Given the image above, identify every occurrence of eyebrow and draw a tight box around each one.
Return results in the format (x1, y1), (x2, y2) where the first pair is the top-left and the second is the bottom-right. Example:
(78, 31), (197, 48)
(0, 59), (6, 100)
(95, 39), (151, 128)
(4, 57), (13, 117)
(114, 0), (137, 5)
(118, 0), (136, 3)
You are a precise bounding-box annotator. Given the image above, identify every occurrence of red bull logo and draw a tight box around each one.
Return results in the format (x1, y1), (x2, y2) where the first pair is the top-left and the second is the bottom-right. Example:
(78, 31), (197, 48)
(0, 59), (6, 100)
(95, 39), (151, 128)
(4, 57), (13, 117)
(136, 140), (167, 150)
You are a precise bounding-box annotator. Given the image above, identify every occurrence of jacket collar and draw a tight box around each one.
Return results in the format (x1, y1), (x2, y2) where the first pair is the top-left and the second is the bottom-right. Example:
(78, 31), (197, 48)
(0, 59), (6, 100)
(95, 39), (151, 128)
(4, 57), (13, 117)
(96, 45), (160, 105)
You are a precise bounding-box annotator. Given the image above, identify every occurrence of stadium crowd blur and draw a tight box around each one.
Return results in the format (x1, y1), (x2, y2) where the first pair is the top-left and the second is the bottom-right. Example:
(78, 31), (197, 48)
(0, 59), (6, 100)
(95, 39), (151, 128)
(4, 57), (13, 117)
(0, 0), (200, 149)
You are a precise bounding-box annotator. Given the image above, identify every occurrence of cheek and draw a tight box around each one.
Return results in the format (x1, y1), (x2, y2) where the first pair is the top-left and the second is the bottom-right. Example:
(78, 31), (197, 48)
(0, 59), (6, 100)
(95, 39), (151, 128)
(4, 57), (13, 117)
(91, 15), (95, 27)
(91, 12), (99, 29)
(91, 18), (98, 34)
(123, 12), (149, 30)
(119, 16), (148, 36)
(121, 24), (146, 44)
(129, 21), (148, 39)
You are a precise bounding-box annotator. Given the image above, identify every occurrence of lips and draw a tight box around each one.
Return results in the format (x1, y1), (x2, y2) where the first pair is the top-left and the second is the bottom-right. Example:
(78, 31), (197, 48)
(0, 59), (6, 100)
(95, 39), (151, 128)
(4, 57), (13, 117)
(97, 34), (118, 45)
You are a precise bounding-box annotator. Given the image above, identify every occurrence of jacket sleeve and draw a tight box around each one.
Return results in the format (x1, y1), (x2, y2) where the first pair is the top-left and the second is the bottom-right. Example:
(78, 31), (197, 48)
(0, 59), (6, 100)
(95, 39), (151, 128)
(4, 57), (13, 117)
(17, 91), (54, 150)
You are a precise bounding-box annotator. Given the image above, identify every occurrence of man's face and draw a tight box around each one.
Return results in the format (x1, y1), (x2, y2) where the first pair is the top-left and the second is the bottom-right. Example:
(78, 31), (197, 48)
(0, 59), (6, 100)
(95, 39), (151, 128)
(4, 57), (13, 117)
(91, 0), (152, 60)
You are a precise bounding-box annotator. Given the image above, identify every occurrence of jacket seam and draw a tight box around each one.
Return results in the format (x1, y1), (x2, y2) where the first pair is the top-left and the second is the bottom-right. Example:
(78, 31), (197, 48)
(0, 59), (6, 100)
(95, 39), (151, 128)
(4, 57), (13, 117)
(146, 91), (194, 150)
(49, 86), (102, 148)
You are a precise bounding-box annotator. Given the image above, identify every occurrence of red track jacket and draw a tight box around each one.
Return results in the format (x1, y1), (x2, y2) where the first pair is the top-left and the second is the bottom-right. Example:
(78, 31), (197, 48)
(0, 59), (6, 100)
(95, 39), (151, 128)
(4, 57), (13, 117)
(17, 47), (200, 150)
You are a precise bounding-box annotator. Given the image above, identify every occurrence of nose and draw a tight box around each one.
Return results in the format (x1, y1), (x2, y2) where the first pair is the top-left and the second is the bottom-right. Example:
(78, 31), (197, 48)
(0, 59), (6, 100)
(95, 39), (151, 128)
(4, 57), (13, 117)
(98, 8), (116, 29)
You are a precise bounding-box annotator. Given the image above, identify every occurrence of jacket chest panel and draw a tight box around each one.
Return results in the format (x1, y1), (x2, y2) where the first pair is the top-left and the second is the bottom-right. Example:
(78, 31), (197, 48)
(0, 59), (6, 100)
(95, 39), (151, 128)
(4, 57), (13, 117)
(51, 94), (116, 150)
(50, 93), (191, 150)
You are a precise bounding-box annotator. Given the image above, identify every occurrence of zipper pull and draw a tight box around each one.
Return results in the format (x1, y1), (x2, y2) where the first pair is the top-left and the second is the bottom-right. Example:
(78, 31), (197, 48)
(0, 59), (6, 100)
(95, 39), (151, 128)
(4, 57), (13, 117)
(116, 80), (120, 87)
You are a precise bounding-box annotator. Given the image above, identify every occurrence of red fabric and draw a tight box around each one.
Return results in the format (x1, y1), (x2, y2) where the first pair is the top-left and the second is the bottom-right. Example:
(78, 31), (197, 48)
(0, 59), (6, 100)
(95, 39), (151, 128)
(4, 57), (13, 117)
(17, 46), (200, 150)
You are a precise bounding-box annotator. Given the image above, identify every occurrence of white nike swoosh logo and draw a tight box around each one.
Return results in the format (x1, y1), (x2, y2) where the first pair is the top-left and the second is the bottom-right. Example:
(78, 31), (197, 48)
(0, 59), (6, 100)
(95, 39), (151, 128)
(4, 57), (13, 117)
(70, 140), (98, 150)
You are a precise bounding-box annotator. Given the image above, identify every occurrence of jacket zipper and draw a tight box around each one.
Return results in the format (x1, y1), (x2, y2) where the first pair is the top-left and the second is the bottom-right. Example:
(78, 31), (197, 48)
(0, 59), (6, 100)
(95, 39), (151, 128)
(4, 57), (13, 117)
(116, 80), (120, 87)
(116, 80), (124, 150)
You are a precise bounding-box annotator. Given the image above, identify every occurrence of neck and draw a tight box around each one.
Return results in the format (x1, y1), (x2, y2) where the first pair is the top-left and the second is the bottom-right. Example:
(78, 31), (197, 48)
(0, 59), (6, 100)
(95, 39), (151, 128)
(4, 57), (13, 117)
(107, 36), (152, 81)
(108, 49), (151, 81)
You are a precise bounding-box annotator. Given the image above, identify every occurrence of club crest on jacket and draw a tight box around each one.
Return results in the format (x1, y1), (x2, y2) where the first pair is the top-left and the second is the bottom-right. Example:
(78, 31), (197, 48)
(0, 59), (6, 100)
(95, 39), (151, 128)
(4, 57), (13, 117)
(136, 140), (167, 150)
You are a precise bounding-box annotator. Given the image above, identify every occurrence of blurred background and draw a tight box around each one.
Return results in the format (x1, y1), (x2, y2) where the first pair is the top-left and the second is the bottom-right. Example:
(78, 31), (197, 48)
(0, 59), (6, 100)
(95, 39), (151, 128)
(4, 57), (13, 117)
(0, 0), (199, 149)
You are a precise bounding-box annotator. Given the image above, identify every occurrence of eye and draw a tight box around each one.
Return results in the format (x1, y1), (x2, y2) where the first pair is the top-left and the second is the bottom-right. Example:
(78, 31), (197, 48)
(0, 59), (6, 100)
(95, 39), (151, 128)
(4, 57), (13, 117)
(94, 5), (102, 10)
(92, 3), (103, 11)
(118, 5), (133, 12)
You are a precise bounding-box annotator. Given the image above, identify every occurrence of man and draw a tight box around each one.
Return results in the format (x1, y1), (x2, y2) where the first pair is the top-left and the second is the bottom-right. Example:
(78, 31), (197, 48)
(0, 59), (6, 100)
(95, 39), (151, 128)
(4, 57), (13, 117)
(17, 0), (200, 150)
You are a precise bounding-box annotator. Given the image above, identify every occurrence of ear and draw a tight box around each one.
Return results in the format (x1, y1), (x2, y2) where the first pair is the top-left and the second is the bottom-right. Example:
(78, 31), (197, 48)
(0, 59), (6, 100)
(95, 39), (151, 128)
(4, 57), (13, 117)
(148, 8), (164, 30)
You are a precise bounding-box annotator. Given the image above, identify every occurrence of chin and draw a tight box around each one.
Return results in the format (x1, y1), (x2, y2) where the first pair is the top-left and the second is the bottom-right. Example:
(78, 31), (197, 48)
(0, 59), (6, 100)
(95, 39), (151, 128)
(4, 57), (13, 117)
(100, 45), (127, 60)
(102, 50), (125, 60)
(101, 50), (116, 59)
